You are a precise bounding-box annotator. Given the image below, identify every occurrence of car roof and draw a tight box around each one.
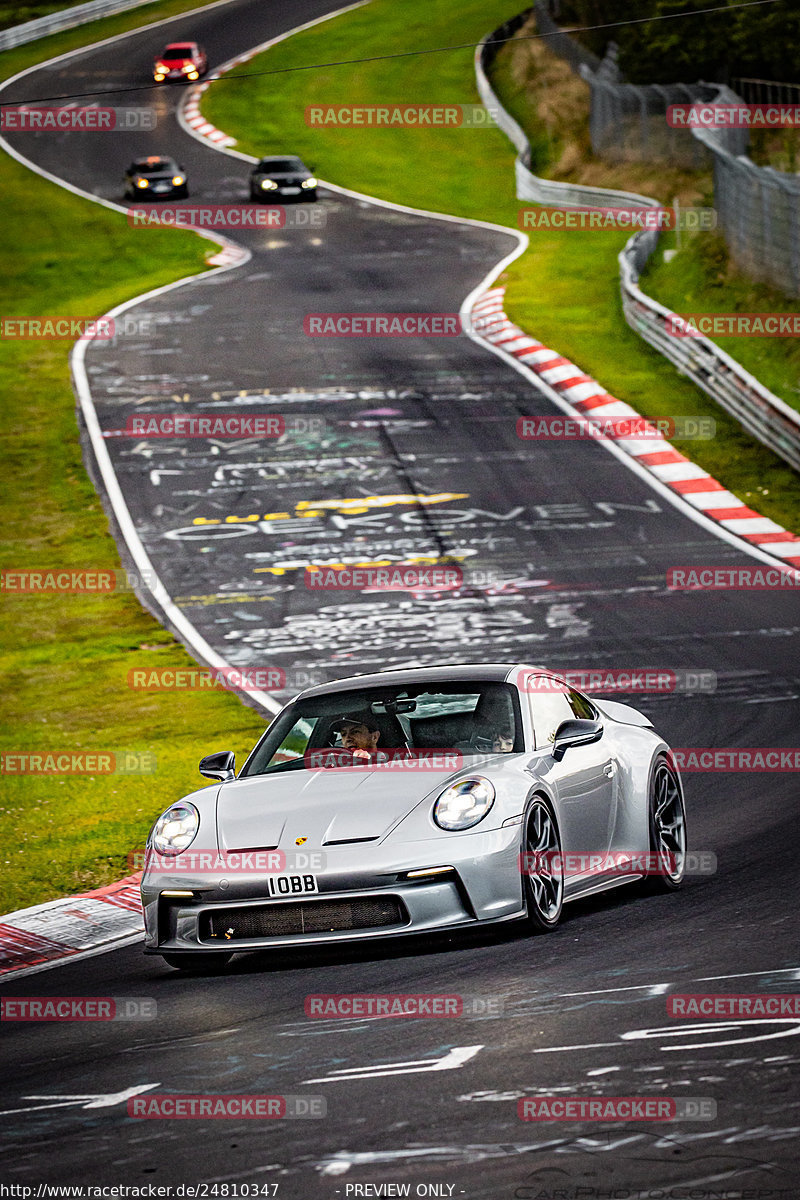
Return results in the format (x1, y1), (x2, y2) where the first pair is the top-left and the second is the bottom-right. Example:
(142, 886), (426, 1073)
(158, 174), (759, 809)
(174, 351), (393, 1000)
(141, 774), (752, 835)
(296, 662), (550, 700)
(256, 156), (304, 165)
(163, 42), (196, 51)
(131, 156), (175, 167)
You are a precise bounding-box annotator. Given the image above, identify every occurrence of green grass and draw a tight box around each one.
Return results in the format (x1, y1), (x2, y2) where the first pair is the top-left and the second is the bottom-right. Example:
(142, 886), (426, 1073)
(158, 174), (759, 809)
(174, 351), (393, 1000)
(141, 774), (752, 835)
(0, 0), (268, 914)
(202, 0), (800, 533)
(642, 231), (800, 415)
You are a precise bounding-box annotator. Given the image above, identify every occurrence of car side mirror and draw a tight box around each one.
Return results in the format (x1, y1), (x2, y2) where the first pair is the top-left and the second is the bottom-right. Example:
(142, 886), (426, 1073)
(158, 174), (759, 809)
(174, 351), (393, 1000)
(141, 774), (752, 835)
(551, 719), (603, 762)
(199, 750), (235, 781)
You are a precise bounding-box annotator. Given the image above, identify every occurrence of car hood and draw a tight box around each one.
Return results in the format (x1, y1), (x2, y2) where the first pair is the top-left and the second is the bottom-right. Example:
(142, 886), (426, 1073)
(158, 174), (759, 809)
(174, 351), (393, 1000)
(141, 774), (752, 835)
(216, 766), (464, 851)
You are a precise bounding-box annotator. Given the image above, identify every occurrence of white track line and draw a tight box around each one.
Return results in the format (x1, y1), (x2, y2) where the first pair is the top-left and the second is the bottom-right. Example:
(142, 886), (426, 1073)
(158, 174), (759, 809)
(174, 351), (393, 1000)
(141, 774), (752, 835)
(0, 0), (285, 718)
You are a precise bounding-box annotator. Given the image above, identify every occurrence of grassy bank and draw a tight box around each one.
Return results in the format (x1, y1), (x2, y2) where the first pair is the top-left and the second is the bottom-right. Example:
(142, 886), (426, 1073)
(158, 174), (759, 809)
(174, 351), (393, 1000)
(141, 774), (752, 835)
(202, 0), (800, 532)
(0, 0), (267, 913)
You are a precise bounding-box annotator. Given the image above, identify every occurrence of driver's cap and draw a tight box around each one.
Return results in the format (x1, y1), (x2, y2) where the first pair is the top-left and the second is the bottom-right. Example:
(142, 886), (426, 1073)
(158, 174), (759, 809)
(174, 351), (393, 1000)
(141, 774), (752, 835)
(332, 711), (380, 733)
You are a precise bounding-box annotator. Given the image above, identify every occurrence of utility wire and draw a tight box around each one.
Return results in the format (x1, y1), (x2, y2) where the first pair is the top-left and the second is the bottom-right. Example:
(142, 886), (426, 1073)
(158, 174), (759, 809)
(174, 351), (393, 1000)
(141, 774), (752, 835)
(1, 0), (782, 107)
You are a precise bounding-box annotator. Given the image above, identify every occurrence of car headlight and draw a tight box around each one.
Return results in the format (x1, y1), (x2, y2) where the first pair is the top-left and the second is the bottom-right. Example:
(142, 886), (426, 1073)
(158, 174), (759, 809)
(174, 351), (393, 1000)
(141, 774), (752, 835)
(150, 802), (199, 856)
(433, 777), (495, 831)
(301, 178), (317, 188)
(154, 73), (165, 81)
(135, 178), (149, 189)
(172, 175), (185, 186)
(187, 71), (199, 80)
(260, 179), (278, 190)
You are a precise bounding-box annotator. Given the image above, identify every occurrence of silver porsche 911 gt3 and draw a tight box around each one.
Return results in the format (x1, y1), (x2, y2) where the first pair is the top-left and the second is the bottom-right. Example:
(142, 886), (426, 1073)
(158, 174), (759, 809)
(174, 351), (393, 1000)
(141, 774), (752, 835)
(141, 663), (687, 971)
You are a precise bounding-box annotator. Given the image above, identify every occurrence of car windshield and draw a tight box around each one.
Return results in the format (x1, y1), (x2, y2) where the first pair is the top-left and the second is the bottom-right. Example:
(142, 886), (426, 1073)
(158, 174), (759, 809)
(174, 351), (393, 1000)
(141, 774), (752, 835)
(163, 45), (193, 57)
(134, 161), (172, 174)
(240, 681), (523, 777)
(257, 159), (302, 173)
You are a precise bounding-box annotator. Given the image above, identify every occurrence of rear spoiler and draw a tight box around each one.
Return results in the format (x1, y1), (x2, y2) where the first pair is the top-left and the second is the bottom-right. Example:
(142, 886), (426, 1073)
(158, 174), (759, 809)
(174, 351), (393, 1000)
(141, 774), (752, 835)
(589, 697), (654, 728)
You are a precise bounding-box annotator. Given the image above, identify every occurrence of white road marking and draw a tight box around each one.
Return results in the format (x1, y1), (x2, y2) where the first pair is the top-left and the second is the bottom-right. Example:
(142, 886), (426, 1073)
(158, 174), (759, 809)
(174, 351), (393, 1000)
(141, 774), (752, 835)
(301, 1045), (482, 1083)
(532, 1020), (800, 1054)
(0, 1083), (160, 1117)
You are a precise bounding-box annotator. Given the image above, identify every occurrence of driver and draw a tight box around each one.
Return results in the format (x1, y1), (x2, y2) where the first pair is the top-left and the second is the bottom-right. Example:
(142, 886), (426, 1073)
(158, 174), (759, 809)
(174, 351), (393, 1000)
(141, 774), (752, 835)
(332, 712), (381, 760)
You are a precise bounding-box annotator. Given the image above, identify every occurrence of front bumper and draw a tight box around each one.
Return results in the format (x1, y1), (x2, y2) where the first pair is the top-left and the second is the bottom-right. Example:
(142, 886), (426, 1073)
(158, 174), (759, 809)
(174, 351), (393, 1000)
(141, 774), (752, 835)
(142, 823), (526, 953)
(134, 184), (186, 199)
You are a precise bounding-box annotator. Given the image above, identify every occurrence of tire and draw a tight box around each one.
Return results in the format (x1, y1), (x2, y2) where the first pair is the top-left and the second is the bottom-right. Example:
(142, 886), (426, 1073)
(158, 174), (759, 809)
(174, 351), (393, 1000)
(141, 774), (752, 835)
(646, 756), (687, 892)
(522, 798), (564, 932)
(161, 952), (232, 973)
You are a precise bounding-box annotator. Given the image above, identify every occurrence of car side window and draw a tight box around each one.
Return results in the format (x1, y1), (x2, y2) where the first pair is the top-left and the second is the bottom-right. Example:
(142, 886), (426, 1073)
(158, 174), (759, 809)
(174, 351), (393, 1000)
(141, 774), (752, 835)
(568, 689), (596, 720)
(527, 682), (574, 749)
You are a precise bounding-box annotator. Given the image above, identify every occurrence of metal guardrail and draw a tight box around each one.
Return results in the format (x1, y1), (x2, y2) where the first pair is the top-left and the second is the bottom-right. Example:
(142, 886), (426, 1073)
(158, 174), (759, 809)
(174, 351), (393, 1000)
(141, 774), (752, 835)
(475, 10), (656, 213)
(619, 241), (800, 474)
(475, 12), (800, 473)
(0, 0), (156, 51)
(731, 77), (800, 105)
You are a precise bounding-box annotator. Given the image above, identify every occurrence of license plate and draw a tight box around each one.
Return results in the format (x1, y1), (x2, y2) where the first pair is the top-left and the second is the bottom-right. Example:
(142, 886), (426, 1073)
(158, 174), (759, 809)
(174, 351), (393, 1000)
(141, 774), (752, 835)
(281, 186), (301, 195)
(266, 873), (318, 897)
(152, 182), (170, 192)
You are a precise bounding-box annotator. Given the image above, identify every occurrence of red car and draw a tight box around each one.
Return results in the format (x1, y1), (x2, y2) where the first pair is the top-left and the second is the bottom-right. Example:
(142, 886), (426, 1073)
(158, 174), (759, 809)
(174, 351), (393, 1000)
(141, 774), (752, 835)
(153, 42), (208, 83)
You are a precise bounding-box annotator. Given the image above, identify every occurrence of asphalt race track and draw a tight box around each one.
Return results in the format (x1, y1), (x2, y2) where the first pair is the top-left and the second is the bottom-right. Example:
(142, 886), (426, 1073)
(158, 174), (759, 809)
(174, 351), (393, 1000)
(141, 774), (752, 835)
(1, 0), (799, 1195)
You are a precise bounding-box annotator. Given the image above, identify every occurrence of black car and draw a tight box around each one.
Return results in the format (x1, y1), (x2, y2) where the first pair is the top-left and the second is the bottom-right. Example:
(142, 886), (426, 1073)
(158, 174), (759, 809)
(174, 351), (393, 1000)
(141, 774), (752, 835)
(124, 156), (188, 201)
(249, 156), (317, 202)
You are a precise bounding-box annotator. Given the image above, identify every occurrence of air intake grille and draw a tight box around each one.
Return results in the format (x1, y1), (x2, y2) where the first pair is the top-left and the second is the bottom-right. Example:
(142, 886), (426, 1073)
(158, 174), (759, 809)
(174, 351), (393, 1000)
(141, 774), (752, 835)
(203, 896), (407, 940)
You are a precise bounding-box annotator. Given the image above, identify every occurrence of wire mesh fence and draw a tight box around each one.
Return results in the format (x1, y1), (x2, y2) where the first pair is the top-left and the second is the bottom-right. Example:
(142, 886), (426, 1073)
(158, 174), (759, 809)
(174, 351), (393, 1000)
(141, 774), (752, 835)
(535, 2), (800, 295)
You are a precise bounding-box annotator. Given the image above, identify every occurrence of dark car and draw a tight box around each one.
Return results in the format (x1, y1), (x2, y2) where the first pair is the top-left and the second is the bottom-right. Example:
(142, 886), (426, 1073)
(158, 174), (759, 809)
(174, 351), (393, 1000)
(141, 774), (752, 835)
(124, 156), (188, 201)
(153, 42), (207, 83)
(249, 156), (317, 202)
